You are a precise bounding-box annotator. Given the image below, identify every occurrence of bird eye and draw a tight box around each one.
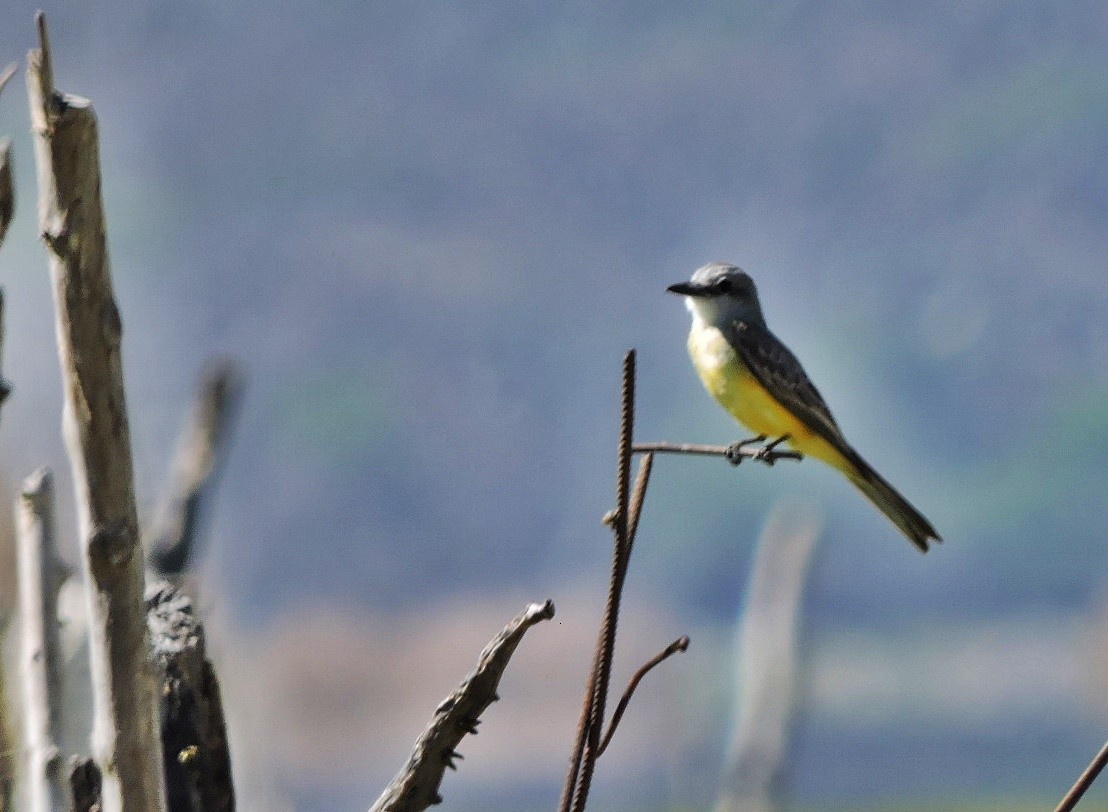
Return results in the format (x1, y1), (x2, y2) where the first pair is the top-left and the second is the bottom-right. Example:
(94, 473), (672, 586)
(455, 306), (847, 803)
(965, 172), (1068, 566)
(715, 278), (732, 294)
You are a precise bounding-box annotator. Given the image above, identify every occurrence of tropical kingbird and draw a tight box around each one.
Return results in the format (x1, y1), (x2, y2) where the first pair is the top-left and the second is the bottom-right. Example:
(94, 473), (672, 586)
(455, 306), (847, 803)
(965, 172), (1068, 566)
(668, 262), (940, 552)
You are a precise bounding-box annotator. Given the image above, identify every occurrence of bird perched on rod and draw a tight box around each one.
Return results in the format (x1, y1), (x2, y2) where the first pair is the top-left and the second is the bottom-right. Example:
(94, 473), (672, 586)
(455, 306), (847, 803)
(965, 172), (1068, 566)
(668, 262), (940, 551)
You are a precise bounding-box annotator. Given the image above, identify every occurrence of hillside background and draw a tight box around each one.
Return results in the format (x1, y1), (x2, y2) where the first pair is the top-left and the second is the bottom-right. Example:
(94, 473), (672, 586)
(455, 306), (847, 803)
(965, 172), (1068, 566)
(1, 3), (1107, 811)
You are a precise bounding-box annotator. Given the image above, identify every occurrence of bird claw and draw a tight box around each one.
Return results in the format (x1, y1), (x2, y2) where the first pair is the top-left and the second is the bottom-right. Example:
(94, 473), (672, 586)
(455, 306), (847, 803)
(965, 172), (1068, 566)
(726, 434), (792, 466)
(724, 435), (766, 466)
(755, 434), (792, 465)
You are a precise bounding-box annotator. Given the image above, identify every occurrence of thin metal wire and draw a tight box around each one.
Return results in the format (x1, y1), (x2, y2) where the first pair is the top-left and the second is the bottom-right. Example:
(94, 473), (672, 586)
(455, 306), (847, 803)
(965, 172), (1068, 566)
(568, 351), (637, 812)
(596, 636), (689, 757)
(625, 452), (654, 554)
(632, 440), (802, 463)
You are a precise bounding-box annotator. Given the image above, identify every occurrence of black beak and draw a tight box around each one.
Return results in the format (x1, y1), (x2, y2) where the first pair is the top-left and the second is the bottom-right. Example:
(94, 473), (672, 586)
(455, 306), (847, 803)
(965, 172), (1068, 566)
(667, 281), (706, 296)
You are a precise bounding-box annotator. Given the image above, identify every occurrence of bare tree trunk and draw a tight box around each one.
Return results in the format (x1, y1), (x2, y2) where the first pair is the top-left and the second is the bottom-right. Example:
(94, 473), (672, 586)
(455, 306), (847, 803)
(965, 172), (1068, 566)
(0, 62), (17, 812)
(0, 135), (12, 245)
(146, 582), (235, 812)
(0, 286), (10, 414)
(0, 62), (15, 254)
(27, 13), (166, 812)
(0, 77), (15, 412)
(68, 758), (102, 812)
(16, 470), (70, 812)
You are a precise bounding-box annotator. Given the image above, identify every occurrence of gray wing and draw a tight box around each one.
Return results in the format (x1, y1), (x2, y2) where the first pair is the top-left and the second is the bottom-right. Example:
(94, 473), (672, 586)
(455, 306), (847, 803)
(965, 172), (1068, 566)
(727, 320), (940, 551)
(725, 319), (848, 451)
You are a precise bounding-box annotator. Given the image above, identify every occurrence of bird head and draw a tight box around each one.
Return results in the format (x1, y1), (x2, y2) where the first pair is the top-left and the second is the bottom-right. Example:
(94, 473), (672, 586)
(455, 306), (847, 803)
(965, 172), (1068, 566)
(667, 262), (766, 328)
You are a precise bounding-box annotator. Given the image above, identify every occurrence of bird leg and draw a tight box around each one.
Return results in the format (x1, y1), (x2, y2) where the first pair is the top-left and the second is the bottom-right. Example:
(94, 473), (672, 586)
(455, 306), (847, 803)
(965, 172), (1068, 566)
(753, 434), (792, 465)
(724, 435), (766, 466)
(724, 434), (795, 466)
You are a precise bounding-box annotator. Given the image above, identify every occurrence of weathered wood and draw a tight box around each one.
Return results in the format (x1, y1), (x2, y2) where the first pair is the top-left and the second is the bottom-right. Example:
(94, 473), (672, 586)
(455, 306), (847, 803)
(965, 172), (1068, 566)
(370, 600), (555, 812)
(27, 13), (165, 812)
(149, 360), (243, 576)
(0, 288), (10, 412)
(0, 62), (15, 98)
(146, 581), (235, 812)
(68, 758), (102, 812)
(0, 134), (13, 247)
(0, 61), (15, 253)
(16, 469), (70, 812)
(0, 131), (13, 411)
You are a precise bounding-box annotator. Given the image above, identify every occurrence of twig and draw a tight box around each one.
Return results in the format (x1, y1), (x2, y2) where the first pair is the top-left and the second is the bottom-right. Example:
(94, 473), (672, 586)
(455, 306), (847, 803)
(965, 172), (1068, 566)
(1054, 739), (1108, 812)
(369, 600), (555, 812)
(596, 636), (690, 757)
(146, 582), (235, 812)
(16, 469), (70, 812)
(28, 12), (166, 811)
(0, 62), (16, 97)
(148, 360), (243, 576)
(632, 441), (802, 464)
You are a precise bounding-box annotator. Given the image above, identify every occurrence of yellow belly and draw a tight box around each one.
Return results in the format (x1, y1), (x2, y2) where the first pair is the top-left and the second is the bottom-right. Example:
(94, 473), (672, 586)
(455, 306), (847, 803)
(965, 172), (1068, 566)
(687, 324), (843, 467)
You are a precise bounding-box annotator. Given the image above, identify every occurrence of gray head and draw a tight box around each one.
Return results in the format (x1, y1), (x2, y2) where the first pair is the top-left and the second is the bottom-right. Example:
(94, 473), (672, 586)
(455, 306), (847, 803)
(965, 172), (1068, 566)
(667, 262), (766, 328)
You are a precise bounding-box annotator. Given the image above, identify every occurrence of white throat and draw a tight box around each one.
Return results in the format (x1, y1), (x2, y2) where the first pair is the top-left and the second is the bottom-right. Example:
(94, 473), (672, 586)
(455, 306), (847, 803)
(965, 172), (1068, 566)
(684, 295), (719, 329)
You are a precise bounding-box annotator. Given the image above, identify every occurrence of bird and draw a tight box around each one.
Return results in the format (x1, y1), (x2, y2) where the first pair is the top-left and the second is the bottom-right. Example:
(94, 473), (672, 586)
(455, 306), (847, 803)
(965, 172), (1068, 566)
(667, 262), (940, 551)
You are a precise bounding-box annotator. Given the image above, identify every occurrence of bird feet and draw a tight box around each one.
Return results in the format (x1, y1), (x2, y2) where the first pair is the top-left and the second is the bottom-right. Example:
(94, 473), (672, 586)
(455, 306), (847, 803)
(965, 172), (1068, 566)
(724, 435), (765, 465)
(724, 434), (795, 466)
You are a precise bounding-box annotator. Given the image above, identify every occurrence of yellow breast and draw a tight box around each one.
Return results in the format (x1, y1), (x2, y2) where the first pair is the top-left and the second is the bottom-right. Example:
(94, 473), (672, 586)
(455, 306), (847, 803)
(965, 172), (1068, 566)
(687, 322), (811, 441)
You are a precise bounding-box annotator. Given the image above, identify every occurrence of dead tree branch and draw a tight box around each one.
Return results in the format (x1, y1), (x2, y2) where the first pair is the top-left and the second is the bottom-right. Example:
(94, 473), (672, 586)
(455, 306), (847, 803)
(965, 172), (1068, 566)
(0, 135), (13, 248)
(0, 62), (15, 96)
(68, 758), (101, 812)
(0, 61), (15, 252)
(27, 12), (166, 811)
(16, 469), (70, 812)
(0, 287), (10, 413)
(148, 360), (244, 576)
(369, 599), (555, 812)
(0, 131), (13, 411)
(146, 582), (235, 812)
(1054, 739), (1108, 812)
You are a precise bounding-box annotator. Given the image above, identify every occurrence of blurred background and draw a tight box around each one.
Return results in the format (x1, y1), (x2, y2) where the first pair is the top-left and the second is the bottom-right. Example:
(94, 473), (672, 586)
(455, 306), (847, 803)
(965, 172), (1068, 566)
(1, 3), (1107, 810)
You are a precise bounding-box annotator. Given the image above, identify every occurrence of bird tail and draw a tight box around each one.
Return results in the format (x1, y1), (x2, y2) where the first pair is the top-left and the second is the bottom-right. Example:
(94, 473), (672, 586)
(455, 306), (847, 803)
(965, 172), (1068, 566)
(842, 449), (940, 553)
